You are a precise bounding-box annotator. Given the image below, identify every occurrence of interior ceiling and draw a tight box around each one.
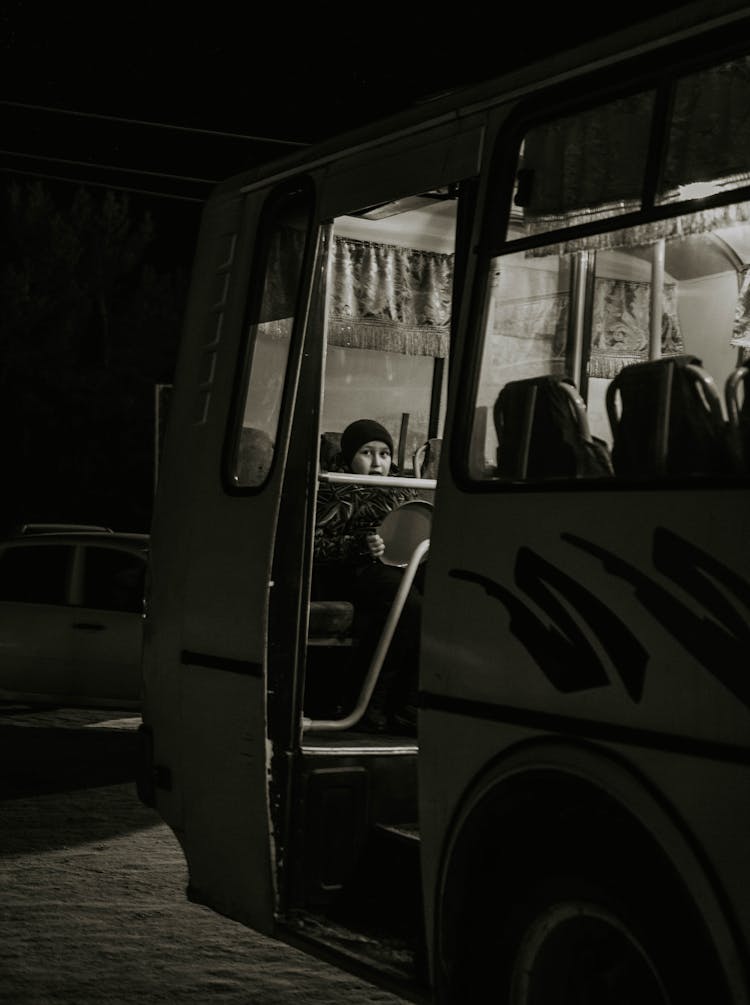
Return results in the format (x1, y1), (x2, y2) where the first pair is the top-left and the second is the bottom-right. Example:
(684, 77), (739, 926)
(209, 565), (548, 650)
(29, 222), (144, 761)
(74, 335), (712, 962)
(624, 230), (748, 280)
(336, 199), (457, 254)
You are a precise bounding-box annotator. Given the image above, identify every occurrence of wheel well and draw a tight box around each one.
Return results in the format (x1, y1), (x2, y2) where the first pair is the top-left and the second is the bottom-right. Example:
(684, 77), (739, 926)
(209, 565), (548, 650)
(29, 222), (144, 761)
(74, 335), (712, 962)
(437, 767), (729, 1001)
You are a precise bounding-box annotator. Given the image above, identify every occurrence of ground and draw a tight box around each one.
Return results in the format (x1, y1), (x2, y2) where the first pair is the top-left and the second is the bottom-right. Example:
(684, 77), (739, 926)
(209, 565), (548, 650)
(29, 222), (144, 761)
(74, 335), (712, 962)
(0, 704), (410, 1004)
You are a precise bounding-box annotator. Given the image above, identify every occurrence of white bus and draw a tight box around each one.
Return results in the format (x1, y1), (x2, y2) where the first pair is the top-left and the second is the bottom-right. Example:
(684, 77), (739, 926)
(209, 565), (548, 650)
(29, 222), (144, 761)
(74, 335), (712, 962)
(137, 4), (750, 1000)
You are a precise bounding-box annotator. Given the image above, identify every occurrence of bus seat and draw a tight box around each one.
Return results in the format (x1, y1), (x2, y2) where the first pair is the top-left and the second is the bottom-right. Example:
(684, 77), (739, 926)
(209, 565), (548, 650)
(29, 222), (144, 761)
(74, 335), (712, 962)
(725, 364), (750, 472)
(606, 354), (735, 478)
(493, 375), (612, 479)
(319, 431), (342, 471)
(307, 600), (355, 646)
(413, 438), (442, 478)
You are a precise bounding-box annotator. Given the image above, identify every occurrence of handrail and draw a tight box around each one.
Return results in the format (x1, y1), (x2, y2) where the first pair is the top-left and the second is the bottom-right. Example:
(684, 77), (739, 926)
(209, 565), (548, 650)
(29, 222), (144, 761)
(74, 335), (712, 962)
(319, 472), (437, 490)
(302, 537), (430, 732)
(558, 380), (593, 443)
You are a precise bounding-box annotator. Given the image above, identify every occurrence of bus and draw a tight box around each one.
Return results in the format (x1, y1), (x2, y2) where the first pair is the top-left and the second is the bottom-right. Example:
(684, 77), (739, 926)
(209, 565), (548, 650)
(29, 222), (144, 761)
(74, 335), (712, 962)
(137, 4), (750, 1001)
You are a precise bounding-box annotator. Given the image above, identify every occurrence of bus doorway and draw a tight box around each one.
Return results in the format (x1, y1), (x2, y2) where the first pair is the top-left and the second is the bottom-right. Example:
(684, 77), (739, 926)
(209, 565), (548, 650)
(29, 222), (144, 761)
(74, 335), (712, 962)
(272, 190), (461, 984)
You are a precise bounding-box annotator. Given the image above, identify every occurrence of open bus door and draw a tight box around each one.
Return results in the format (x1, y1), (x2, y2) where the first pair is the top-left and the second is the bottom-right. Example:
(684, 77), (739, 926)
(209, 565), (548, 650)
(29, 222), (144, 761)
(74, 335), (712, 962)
(139, 179), (318, 932)
(140, 113), (482, 984)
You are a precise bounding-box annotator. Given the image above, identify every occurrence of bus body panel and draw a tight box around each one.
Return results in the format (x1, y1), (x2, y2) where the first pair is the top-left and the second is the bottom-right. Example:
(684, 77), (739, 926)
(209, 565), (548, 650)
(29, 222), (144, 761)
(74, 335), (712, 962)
(419, 409), (750, 997)
(421, 486), (750, 744)
(316, 116), (485, 221)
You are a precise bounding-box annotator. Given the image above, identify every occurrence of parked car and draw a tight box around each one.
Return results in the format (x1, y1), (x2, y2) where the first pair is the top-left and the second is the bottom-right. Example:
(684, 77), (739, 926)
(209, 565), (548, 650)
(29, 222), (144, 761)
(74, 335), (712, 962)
(0, 528), (149, 709)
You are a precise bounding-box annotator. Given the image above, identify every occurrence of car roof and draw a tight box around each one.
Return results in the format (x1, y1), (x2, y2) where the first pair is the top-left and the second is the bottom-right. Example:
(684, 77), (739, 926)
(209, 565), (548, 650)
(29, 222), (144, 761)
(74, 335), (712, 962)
(2, 530), (149, 548)
(17, 522), (115, 535)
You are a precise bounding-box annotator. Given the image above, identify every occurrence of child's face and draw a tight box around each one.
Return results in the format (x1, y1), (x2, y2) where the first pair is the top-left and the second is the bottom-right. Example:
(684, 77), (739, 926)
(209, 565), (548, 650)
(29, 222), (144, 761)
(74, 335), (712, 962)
(350, 440), (392, 476)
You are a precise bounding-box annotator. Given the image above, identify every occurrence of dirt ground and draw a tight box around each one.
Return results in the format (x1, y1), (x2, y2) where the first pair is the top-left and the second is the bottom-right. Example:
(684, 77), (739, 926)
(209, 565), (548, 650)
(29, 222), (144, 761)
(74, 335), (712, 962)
(0, 704), (410, 1004)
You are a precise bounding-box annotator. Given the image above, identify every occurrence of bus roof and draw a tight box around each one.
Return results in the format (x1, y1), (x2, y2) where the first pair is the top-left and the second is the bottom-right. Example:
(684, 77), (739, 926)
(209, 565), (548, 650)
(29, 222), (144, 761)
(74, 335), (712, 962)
(213, 0), (750, 200)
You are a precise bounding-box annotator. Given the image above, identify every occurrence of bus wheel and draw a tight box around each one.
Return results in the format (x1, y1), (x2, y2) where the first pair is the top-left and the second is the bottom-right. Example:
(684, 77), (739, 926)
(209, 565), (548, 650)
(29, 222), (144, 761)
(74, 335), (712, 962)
(448, 870), (727, 1005)
(506, 890), (671, 1005)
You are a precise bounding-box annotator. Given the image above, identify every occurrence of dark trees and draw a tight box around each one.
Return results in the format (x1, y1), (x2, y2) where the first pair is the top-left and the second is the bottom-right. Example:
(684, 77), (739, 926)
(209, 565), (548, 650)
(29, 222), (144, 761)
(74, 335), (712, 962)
(0, 181), (192, 534)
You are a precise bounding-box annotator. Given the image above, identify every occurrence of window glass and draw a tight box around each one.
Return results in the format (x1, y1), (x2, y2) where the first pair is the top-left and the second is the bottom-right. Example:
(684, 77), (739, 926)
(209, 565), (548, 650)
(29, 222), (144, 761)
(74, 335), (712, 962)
(471, 200), (750, 482)
(658, 55), (750, 205)
(82, 547), (146, 613)
(230, 184), (313, 488)
(0, 545), (70, 604)
(508, 91), (655, 240)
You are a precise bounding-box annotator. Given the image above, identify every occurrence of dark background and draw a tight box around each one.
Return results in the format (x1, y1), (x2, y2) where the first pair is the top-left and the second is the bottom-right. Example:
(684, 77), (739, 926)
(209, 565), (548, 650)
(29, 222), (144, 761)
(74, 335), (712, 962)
(0, 2), (694, 533)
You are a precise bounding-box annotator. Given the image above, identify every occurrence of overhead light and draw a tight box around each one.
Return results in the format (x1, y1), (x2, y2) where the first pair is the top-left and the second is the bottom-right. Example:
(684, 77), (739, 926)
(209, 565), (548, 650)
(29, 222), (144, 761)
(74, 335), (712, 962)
(677, 180), (725, 200)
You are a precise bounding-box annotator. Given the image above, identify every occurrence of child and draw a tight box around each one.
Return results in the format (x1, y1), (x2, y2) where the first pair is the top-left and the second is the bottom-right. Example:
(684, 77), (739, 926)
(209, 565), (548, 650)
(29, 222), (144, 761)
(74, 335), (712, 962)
(313, 419), (423, 734)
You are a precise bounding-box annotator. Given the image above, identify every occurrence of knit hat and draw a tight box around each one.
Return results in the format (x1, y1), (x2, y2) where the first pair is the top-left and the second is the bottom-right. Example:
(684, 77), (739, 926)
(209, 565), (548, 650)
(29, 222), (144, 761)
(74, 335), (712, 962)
(340, 419), (394, 468)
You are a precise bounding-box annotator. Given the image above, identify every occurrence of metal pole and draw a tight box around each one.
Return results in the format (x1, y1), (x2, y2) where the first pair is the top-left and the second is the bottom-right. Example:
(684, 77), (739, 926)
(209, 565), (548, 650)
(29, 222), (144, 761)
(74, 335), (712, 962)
(650, 239), (666, 360)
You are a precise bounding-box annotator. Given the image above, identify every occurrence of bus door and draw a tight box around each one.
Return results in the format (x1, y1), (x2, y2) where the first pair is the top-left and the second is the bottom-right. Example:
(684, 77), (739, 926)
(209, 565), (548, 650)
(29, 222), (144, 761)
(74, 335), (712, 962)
(271, 121), (483, 980)
(140, 180), (318, 933)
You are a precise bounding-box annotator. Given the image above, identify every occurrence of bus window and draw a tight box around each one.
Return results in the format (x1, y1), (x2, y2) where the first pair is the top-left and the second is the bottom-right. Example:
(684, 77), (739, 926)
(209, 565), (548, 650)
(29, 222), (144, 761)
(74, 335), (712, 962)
(507, 89), (656, 242)
(226, 183), (314, 488)
(472, 62), (750, 483)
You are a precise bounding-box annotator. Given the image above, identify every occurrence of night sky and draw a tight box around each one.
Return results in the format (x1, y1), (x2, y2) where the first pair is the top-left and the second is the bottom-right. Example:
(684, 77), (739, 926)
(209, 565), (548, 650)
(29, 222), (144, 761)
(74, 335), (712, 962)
(2, 3), (698, 202)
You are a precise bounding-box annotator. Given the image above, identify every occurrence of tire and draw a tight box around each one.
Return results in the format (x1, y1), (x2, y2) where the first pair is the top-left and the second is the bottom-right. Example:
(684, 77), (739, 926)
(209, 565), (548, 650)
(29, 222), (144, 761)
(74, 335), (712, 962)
(504, 882), (672, 1005)
(452, 871), (729, 1005)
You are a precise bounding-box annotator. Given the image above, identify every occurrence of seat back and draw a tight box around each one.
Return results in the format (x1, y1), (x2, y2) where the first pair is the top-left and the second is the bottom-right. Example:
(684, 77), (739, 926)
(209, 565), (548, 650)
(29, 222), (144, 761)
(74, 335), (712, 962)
(319, 431), (342, 471)
(493, 375), (611, 479)
(725, 365), (750, 472)
(606, 354), (734, 477)
(413, 438), (442, 479)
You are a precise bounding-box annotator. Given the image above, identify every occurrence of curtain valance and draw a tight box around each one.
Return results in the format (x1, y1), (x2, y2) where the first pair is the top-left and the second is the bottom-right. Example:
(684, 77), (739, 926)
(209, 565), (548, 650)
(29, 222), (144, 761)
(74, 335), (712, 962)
(326, 237), (452, 358)
(259, 229), (453, 357)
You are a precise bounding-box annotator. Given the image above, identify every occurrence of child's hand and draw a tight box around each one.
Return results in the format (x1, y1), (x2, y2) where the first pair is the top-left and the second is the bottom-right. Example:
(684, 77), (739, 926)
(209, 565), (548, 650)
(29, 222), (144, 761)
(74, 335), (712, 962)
(366, 532), (385, 558)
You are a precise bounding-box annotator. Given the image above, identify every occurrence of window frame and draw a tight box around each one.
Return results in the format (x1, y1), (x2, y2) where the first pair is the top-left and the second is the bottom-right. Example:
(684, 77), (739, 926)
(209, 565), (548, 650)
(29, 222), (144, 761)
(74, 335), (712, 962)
(456, 25), (750, 493)
(222, 175), (317, 495)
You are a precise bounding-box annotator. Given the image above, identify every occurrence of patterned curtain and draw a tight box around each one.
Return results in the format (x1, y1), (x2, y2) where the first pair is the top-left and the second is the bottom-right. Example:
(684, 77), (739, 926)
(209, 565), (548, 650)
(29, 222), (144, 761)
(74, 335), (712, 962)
(520, 55), (750, 244)
(519, 91), (653, 235)
(731, 265), (750, 351)
(661, 55), (750, 201)
(489, 278), (684, 381)
(259, 230), (453, 357)
(588, 279), (684, 378)
(326, 237), (452, 358)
